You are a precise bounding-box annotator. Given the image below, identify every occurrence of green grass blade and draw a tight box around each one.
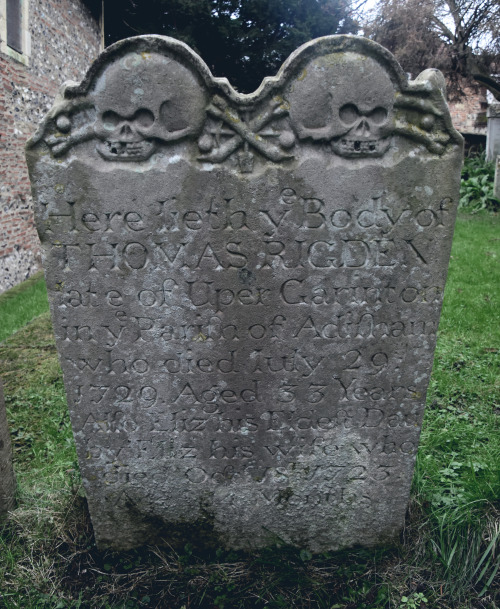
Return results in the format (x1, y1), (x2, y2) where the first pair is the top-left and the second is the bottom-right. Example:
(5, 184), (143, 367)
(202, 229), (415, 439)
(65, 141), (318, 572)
(0, 271), (49, 342)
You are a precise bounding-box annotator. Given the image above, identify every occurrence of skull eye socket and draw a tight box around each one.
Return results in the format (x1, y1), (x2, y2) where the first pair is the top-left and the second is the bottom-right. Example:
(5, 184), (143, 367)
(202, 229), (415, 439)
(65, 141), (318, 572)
(160, 100), (189, 131)
(368, 107), (388, 125)
(134, 109), (155, 128)
(102, 111), (121, 130)
(339, 104), (360, 126)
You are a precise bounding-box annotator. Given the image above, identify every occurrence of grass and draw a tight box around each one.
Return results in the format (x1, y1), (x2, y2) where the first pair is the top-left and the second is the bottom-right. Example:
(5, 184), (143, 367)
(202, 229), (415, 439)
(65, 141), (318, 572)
(0, 213), (498, 609)
(414, 213), (500, 602)
(0, 270), (49, 343)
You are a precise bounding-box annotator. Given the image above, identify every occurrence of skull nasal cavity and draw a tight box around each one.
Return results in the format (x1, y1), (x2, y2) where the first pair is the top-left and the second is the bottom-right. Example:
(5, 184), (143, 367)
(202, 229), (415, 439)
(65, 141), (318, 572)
(355, 119), (371, 136)
(120, 124), (133, 136)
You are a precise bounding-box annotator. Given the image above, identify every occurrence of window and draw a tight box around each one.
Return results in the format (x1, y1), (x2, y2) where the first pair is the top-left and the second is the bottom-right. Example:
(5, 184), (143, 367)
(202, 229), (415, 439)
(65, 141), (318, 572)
(6, 0), (22, 53)
(1, 0), (30, 64)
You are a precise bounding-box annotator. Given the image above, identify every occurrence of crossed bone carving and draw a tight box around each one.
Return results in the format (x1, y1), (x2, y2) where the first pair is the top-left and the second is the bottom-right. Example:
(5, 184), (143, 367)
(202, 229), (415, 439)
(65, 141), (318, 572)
(45, 124), (95, 157)
(198, 96), (294, 167)
(393, 95), (453, 156)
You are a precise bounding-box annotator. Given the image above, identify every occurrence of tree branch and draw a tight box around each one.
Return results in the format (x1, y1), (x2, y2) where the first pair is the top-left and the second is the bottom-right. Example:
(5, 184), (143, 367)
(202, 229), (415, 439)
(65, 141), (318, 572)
(473, 73), (500, 101)
(432, 16), (454, 42)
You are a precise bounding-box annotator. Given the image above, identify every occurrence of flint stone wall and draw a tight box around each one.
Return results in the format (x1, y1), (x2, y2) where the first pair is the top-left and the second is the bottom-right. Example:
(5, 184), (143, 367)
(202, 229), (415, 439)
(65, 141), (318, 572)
(0, 379), (16, 517)
(26, 35), (463, 552)
(0, 0), (101, 293)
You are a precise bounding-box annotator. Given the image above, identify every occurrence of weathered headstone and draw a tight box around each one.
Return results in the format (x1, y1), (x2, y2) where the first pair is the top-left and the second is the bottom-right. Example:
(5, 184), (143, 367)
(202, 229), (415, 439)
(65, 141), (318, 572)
(494, 155), (500, 201)
(26, 35), (463, 552)
(0, 379), (16, 518)
(486, 103), (500, 162)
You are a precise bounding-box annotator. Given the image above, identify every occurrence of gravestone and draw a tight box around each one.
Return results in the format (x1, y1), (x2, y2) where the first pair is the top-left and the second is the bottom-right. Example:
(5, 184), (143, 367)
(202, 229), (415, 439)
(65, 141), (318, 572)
(0, 379), (16, 518)
(26, 35), (463, 552)
(494, 156), (500, 201)
(486, 103), (500, 162)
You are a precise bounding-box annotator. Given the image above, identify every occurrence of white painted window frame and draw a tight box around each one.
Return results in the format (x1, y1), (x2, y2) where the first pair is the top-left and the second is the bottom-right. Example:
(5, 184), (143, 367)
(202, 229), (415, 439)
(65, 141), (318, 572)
(0, 0), (31, 66)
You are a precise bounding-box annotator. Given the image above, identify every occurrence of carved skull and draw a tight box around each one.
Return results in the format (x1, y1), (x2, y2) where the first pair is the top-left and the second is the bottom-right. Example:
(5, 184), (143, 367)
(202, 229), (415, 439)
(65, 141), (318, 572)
(287, 53), (395, 158)
(92, 52), (208, 161)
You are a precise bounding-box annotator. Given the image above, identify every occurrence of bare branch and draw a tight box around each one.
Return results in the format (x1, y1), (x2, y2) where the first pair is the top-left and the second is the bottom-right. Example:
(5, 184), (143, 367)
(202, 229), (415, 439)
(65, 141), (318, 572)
(364, 0), (500, 98)
(432, 16), (455, 41)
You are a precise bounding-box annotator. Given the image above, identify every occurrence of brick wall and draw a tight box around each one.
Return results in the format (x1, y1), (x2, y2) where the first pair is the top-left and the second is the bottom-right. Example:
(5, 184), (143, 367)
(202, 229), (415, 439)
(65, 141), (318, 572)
(448, 85), (488, 135)
(0, 0), (101, 293)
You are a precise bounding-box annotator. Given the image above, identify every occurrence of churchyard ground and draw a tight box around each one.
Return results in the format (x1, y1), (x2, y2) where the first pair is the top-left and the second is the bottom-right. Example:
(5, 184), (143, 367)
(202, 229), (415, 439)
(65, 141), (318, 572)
(0, 210), (498, 609)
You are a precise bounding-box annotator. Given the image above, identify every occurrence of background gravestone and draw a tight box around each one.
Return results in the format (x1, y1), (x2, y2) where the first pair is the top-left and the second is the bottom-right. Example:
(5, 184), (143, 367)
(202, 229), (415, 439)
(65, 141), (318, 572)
(495, 156), (500, 201)
(487, 103), (500, 162)
(0, 378), (16, 518)
(26, 35), (463, 552)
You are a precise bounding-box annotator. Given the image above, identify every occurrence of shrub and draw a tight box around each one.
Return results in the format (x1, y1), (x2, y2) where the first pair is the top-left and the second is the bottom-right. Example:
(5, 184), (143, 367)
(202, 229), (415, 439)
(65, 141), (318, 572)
(459, 153), (500, 212)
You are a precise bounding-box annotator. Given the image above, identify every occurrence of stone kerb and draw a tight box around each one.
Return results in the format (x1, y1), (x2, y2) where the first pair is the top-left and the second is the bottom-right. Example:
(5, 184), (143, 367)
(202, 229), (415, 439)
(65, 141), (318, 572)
(26, 35), (463, 552)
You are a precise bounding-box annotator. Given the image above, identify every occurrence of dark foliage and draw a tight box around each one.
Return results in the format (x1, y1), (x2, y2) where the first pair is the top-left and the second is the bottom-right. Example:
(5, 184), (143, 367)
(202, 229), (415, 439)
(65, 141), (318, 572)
(104, 0), (358, 92)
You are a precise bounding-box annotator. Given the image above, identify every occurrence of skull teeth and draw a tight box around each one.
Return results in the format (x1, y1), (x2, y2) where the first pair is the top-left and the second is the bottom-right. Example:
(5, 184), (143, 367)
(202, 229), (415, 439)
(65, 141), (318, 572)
(331, 136), (391, 158)
(96, 140), (156, 161)
(340, 140), (379, 152)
